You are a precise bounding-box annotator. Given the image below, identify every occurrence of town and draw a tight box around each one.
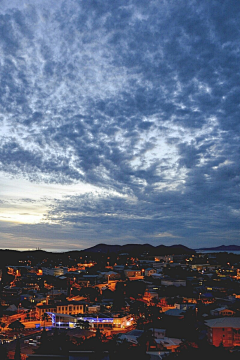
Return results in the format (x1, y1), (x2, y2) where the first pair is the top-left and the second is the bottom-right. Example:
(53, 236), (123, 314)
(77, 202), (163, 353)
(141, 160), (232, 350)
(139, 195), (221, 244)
(0, 244), (240, 360)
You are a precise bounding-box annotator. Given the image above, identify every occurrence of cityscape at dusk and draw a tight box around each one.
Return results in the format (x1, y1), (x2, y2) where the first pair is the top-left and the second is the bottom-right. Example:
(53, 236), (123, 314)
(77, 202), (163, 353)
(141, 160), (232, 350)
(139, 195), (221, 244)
(0, 2), (240, 358)
(0, 0), (239, 251)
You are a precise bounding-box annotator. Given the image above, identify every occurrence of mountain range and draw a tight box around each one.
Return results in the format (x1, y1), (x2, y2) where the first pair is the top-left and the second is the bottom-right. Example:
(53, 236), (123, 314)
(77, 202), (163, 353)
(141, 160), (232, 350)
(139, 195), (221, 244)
(81, 243), (195, 255)
(198, 245), (240, 251)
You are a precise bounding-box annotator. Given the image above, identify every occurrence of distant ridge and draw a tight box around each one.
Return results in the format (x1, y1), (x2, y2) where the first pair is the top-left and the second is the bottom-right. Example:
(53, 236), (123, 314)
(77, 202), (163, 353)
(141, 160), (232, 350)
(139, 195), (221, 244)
(198, 245), (240, 251)
(81, 243), (194, 255)
(0, 244), (194, 266)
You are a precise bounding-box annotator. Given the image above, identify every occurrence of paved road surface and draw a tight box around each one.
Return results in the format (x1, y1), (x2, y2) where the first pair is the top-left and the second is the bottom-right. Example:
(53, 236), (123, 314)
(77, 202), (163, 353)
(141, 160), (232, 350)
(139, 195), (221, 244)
(4, 331), (42, 356)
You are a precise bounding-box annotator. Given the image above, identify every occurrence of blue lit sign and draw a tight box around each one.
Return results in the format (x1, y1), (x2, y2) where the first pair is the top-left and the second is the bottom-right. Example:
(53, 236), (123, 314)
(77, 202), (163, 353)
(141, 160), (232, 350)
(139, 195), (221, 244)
(78, 317), (113, 323)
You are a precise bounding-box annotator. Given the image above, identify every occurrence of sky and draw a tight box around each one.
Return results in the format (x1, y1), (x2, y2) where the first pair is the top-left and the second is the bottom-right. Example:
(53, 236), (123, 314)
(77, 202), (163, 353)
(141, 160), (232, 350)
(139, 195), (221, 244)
(0, 0), (239, 251)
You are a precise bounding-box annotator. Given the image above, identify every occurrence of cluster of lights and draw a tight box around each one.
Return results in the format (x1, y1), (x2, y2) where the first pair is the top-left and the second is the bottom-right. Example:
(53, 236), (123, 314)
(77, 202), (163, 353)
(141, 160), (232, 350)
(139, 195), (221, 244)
(78, 317), (113, 323)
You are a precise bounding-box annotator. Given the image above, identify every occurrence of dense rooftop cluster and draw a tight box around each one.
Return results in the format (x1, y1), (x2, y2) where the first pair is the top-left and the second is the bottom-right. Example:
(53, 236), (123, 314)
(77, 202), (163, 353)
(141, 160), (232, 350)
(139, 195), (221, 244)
(0, 246), (240, 359)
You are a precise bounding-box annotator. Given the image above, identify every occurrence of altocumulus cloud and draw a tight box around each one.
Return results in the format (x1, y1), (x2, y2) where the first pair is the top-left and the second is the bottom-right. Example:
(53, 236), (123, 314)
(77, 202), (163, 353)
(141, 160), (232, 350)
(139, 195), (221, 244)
(0, 0), (239, 249)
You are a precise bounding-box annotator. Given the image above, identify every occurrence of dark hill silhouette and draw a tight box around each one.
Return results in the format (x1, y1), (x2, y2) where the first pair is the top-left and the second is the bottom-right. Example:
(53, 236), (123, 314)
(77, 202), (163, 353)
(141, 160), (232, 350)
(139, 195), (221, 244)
(0, 243), (194, 268)
(81, 243), (194, 255)
(198, 244), (240, 251)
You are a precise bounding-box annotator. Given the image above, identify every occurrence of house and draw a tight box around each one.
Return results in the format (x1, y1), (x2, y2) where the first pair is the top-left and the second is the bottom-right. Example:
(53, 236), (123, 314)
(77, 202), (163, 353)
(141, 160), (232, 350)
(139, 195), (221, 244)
(205, 317), (240, 347)
(219, 308), (235, 317)
(174, 303), (196, 311)
(87, 304), (101, 313)
(163, 308), (186, 319)
(151, 273), (163, 280)
(149, 328), (166, 339)
(119, 329), (144, 344)
(5, 304), (18, 312)
(143, 290), (158, 303)
(99, 271), (121, 281)
(210, 307), (235, 317)
(113, 265), (125, 272)
(191, 264), (218, 272)
(145, 268), (157, 277)
(155, 337), (182, 352)
(123, 328), (182, 352)
(161, 279), (186, 287)
(124, 269), (142, 278)
(154, 255), (173, 263)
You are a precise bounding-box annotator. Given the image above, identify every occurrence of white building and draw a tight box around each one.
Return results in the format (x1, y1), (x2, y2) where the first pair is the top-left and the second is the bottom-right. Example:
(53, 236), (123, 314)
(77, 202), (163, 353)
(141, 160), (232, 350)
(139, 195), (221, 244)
(42, 267), (68, 276)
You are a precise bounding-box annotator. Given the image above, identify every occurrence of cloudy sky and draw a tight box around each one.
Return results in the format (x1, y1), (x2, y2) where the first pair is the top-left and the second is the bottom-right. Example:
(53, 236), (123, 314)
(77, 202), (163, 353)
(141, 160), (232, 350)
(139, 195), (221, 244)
(0, 0), (239, 251)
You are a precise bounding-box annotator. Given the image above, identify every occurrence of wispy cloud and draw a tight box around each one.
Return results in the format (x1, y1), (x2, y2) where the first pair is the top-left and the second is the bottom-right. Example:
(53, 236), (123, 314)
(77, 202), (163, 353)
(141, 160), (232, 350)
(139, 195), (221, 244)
(0, 0), (239, 249)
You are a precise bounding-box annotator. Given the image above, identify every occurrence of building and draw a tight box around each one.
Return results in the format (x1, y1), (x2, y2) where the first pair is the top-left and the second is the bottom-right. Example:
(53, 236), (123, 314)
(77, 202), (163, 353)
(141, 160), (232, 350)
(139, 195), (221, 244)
(36, 301), (85, 320)
(154, 255), (173, 263)
(56, 301), (86, 315)
(210, 307), (235, 317)
(124, 269), (142, 278)
(145, 268), (157, 277)
(149, 328), (166, 339)
(205, 317), (240, 347)
(36, 304), (57, 319)
(48, 313), (78, 329)
(143, 290), (158, 303)
(100, 271), (121, 281)
(155, 337), (182, 352)
(47, 312), (134, 331)
(119, 329), (144, 344)
(163, 308), (186, 319)
(191, 264), (218, 272)
(87, 305), (101, 313)
(161, 279), (186, 287)
(42, 267), (68, 276)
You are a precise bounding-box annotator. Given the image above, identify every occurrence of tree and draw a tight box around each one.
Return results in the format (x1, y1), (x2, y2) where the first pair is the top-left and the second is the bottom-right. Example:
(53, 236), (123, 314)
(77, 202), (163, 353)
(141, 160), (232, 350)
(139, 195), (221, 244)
(88, 328), (105, 360)
(109, 338), (150, 360)
(108, 333), (121, 359)
(14, 338), (21, 360)
(79, 287), (99, 302)
(8, 320), (25, 332)
(42, 312), (49, 328)
(0, 344), (7, 360)
(36, 328), (71, 355)
(138, 329), (156, 352)
(167, 340), (232, 360)
(126, 280), (146, 299)
(35, 328), (49, 354)
(147, 305), (161, 323)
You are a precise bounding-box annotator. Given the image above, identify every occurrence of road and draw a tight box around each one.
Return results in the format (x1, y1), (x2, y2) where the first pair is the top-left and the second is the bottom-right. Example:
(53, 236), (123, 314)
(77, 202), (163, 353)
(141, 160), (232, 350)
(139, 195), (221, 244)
(22, 320), (52, 329)
(4, 331), (42, 356)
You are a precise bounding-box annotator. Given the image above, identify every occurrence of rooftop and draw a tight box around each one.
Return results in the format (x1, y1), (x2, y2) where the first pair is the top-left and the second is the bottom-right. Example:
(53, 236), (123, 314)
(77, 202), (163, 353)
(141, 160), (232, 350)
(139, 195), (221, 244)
(205, 317), (240, 328)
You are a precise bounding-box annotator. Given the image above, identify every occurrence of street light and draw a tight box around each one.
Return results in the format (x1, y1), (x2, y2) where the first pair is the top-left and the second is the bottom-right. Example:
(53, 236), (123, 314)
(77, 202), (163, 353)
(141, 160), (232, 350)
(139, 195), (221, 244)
(18, 303), (21, 314)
